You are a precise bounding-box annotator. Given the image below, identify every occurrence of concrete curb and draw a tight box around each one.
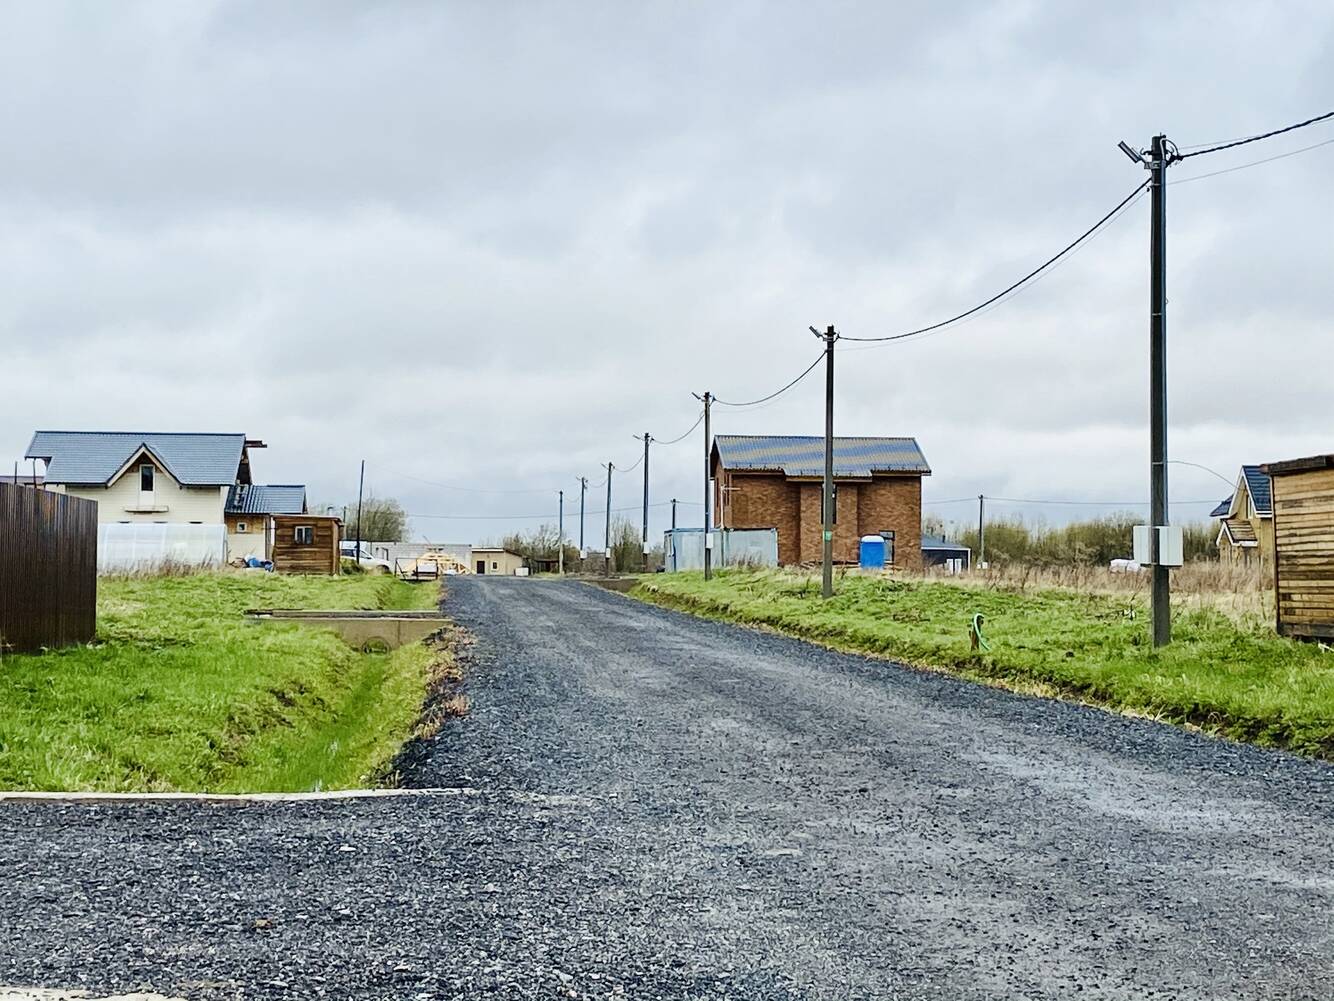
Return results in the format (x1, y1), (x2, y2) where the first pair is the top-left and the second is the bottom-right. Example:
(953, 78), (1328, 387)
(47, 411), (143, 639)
(0, 787), (477, 805)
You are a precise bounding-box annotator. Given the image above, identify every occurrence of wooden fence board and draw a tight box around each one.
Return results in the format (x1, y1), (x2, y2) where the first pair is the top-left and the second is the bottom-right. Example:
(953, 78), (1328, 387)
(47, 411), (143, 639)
(0, 483), (98, 653)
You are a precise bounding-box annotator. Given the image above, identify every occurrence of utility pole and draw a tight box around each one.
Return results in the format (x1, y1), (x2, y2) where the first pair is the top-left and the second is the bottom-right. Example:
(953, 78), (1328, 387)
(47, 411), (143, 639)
(1119, 132), (1173, 647)
(355, 459), (365, 565)
(604, 462), (613, 577)
(1148, 133), (1171, 647)
(558, 489), (564, 575)
(671, 498), (677, 531)
(812, 325), (838, 598)
(635, 432), (652, 572)
(977, 494), (985, 570)
(578, 476), (587, 556)
(693, 391), (714, 579)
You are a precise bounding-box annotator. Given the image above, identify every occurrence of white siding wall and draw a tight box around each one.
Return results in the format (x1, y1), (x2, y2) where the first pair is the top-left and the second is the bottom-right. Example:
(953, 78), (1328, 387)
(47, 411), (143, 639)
(55, 466), (227, 525)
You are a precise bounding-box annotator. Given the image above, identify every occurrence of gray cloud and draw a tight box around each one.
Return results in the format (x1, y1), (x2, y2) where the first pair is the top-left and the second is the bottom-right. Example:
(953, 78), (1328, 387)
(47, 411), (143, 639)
(2, 0), (1331, 543)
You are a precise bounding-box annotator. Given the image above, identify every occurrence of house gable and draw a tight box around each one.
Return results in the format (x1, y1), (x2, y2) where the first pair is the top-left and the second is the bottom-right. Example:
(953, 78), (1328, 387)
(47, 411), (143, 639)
(26, 431), (255, 487)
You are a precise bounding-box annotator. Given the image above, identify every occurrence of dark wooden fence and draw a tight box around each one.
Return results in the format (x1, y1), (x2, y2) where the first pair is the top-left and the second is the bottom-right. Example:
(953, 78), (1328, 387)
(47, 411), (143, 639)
(0, 482), (98, 653)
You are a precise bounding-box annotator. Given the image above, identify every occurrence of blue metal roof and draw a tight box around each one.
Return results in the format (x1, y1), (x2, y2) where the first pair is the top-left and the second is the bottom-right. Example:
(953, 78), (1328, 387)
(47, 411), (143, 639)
(27, 431), (247, 486)
(1209, 497), (1232, 519)
(713, 435), (930, 477)
(1242, 465), (1271, 516)
(226, 484), (306, 515)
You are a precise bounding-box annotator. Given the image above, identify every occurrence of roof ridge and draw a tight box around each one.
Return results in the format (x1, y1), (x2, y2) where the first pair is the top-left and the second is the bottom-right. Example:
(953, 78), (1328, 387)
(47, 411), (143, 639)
(714, 433), (919, 440)
(32, 430), (247, 437)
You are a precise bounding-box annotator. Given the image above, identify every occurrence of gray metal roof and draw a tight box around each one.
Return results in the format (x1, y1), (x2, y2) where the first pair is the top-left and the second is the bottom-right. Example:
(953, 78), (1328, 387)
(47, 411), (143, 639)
(226, 484), (306, 515)
(713, 435), (930, 477)
(921, 533), (968, 551)
(27, 431), (247, 486)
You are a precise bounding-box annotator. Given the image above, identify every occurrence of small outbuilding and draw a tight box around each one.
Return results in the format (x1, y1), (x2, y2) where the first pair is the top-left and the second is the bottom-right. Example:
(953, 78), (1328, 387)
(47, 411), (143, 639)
(271, 514), (342, 574)
(1260, 453), (1334, 640)
(921, 533), (971, 574)
(470, 547), (526, 576)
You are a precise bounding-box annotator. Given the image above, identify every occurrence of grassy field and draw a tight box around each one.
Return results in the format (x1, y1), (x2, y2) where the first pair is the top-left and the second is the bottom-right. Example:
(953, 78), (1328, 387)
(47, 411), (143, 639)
(635, 569), (1334, 757)
(0, 572), (443, 793)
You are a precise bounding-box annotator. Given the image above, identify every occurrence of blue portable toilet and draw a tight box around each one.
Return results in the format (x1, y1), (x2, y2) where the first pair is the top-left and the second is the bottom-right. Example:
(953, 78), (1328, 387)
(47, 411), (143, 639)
(859, 534), (886, 570)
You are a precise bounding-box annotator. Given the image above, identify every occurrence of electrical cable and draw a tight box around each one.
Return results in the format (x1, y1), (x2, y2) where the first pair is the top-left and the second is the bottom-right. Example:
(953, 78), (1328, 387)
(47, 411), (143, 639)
(984, 495), (1220, 507)
(390, 471), (556, 494)
(840, 179), (1150, 344)
(1172, 136), (1334, 184)
(1175, 109), (1334, 160)
(652, 411), (705, 445)
(411, 501), (682, 521)
(843, 184), (1149, 355)
(713, 352), (824, 407)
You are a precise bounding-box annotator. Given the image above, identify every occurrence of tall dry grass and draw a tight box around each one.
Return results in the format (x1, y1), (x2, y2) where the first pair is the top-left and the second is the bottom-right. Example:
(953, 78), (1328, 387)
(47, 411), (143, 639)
(923, 560), (1270, 624)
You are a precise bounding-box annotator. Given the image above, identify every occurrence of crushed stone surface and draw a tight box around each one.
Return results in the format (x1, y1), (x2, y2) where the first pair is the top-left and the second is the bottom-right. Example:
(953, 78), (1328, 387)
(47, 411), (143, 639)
(2, 577), (1333, 999)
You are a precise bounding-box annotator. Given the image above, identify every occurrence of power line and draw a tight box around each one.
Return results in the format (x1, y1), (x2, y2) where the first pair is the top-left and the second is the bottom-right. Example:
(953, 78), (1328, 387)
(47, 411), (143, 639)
(391, 471), (555, 495)
(1172, 135), (1334, 185)
(1175, 109), (1334, 160)
(843, 184), (1149, 355)
(840, 179), (1150, 344)
(984, 495), (1219, 507)
(713, 352), (824, 407)
(653, 411), (705, 445)
(924, 494), (1220, 507)
(410, 500), (692, 521)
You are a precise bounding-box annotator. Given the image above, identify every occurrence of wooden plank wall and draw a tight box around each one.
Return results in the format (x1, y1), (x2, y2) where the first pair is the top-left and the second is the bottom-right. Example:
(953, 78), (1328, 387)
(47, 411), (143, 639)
(0, 482), (98, 653)
(271, 514), (342, 574)
(1272, 468), (1334, 639)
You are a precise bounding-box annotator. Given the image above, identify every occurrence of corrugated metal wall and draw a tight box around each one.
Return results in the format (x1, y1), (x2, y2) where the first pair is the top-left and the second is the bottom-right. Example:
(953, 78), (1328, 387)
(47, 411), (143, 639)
(0, 482), (98, 653)
(663, 528), (779, 571)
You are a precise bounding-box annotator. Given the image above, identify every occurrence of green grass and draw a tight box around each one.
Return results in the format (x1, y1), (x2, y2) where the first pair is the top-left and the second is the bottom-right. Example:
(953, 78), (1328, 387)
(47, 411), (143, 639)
(635, 569), (1334, 757)
(0, 573), (442, 792)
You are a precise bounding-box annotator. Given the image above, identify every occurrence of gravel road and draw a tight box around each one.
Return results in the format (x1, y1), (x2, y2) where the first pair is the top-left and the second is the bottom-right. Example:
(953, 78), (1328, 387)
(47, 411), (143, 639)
(2, 577), (1333, 1000)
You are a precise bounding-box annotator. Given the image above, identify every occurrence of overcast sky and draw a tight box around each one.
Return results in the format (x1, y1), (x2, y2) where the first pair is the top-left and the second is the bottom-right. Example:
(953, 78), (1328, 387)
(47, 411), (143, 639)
(2, 1), (1331, 545)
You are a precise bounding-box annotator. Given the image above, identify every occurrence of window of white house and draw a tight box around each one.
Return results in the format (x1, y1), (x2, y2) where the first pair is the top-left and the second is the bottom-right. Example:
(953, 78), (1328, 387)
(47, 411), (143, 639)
(295, 525), (314, 545)
(492, 561), (498, 570)
(236, 521), (248, 533)
(140, 464), (154, 492)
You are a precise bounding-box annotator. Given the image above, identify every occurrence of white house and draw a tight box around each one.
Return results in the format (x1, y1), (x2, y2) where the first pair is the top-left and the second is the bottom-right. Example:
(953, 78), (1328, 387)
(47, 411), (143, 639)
(25, 431), (304, 570)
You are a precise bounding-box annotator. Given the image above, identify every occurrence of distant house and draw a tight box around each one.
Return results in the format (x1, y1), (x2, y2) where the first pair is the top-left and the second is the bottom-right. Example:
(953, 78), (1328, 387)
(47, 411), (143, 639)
(1211, 465), (1273, 567)
(711, 435), (930, 568)
(25, 430), (311, 570)
(471, 547), (526, 576)
(0, 472), (42, 487)
(225, 484), (309, 561)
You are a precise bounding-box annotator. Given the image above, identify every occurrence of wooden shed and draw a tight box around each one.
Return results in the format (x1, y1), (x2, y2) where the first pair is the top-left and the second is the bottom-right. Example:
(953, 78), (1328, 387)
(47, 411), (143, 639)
(271, 514), (342, 575)
(1261, 454), (1334, 640)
